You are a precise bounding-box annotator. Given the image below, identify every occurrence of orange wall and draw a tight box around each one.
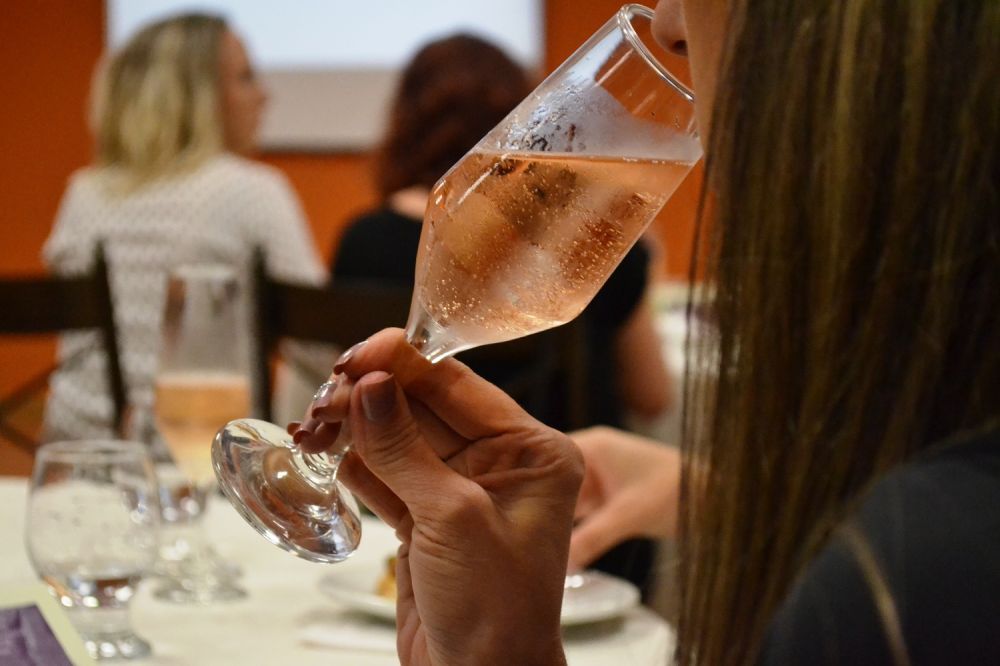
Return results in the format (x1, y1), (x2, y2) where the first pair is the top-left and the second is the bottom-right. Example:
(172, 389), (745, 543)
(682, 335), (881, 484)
(0, 1), (701, 472)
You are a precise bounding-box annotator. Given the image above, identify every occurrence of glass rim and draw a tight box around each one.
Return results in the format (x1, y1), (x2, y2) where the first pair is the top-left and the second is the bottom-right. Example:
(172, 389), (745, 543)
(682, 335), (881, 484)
(617, 4), (695, 103)
(35, 439), (150, 464)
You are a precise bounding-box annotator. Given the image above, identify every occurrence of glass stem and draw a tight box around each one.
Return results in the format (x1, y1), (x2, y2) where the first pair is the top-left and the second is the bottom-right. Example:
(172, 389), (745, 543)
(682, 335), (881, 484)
(288, 303), (457, 495)
(405, 299), (465, 363)
(300, 447), (345, 484)
(70, 605), (132, 638)
(288, 444), (350, 490)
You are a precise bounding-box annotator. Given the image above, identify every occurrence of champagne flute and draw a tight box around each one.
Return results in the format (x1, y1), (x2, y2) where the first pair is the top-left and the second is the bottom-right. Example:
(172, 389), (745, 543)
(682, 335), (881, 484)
(214, 4), (701, 563)
(26, 440), (159, 660)
(152, 264), (249, 602)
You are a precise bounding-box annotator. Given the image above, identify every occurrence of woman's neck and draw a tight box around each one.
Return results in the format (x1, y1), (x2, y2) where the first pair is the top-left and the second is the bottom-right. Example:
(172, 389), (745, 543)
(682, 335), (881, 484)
(387, 186), (430, 220)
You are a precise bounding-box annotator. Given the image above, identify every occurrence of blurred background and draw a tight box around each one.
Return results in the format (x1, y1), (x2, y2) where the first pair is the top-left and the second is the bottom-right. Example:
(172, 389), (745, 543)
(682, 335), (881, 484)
(0, 0), (703, 474)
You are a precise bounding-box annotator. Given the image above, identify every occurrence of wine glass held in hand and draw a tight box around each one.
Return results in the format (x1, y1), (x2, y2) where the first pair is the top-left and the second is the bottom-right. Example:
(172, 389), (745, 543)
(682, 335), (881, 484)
(26, 440), (159, 661)
(153, 264), (250, 602)
(214, 3), (701, 563)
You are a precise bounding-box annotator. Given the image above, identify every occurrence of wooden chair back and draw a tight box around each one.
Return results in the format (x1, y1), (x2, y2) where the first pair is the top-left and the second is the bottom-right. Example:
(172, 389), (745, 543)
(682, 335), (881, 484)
(0, 245), (126, 451)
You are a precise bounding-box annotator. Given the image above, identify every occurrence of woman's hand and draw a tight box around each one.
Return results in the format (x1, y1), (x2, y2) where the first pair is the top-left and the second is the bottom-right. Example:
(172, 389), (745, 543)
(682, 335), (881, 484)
(302, 329), (582, 666)
(568, 427), (680, 572)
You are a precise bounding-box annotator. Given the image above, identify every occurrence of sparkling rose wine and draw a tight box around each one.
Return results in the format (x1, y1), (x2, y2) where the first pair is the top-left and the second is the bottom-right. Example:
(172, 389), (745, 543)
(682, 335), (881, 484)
(155, 372), (251, 485)
(413, 151), (692, 348)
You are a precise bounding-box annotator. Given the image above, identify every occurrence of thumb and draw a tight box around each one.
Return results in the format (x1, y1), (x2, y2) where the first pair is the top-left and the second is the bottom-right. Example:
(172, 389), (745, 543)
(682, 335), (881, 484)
(350, 371), (458, 513)
(568, 500), (635, 571)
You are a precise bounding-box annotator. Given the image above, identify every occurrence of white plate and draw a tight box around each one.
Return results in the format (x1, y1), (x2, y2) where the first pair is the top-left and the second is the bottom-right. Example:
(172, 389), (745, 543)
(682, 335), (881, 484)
(318, 561), (639, 626)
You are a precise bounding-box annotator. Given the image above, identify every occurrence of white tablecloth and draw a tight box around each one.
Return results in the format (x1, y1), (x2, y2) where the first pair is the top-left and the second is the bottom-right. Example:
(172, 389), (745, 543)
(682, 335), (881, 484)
(0, 477), (673, 665)
(622, 285), (693, 447)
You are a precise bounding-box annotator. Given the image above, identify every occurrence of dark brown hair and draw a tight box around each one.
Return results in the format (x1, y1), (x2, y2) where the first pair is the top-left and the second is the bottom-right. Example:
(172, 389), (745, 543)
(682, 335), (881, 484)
(374, 34), (532, 198)
(678, 2), (1000, 663)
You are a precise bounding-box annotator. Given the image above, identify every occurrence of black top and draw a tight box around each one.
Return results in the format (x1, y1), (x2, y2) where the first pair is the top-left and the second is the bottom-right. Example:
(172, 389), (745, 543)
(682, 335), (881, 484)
(758, 426), (1000, 665)
(332, 207), (650, 430)
(334, 208), (425, 284)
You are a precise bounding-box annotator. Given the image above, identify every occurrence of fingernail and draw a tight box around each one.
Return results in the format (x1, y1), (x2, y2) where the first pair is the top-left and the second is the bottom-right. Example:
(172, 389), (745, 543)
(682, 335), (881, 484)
(333, 340), (367, 375)
(310, 380), (337, 415)
(299, 421), (342, 454)
(293, 417), (321, 444)
(361, 373), (396, 422)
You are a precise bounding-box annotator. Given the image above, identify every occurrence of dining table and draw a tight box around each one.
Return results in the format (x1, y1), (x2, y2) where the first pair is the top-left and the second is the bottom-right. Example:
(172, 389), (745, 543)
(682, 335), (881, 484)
(0, 477), (674, 665)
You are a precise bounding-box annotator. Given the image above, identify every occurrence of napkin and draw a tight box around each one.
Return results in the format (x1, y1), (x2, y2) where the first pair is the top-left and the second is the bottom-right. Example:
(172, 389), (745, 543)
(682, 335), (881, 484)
(299, 610), (397, 654)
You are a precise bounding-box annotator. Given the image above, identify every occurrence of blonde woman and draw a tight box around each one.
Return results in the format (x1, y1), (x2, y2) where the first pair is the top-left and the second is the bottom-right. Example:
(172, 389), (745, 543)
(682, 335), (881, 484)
(297, 0), (1000, 664)
(43, 13), (324, 440)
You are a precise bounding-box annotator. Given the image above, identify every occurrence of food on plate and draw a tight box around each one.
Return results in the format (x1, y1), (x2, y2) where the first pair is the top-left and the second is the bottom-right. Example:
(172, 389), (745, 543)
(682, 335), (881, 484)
(376, 555), (397, 600)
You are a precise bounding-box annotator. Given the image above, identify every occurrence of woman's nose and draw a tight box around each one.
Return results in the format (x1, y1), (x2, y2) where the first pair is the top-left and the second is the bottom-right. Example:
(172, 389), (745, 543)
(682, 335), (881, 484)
(652, 0), (688, 56)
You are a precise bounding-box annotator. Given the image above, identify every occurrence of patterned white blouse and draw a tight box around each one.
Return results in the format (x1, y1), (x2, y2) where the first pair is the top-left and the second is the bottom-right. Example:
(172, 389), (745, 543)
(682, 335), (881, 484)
(42, 154), (326, 440)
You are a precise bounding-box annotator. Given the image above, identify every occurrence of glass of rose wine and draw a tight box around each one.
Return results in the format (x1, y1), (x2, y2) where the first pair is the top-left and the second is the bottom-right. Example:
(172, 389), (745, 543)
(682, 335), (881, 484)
(213, 4), (702, 563)
(152, 265), (249, 601)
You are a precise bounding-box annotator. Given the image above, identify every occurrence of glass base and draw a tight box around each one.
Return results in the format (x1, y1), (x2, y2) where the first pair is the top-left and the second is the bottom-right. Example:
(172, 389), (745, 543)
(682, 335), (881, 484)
(152, 542), (247, 603)
(153, 521), (247, 604)
(82, 631), (152, 661)
(69, 607), (151, 661)
(212, 419), (362, 563)
(154, 546), (243, 584)
(152, 471), (246, 603)
(152, 577), (246, 604)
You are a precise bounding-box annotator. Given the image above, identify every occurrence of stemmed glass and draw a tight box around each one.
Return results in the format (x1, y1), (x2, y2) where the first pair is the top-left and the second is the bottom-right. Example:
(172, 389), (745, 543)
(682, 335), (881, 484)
(214, 4), (701, 563)
(151, 265), (249, 602)
(26, 440), (159, 660)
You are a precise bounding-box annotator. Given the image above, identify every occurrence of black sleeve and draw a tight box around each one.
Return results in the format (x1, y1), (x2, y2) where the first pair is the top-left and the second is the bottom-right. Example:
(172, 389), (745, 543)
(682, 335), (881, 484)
(331, 212), (421, 284)
(331, 216), (382, 280)
(757, 536), (895, 665)
(758, 434), (1000, 665)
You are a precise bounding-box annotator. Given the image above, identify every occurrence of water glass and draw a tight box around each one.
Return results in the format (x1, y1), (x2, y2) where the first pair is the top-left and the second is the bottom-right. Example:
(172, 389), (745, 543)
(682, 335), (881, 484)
(26, 440), (159, 660)
(152, 264), (250, 602)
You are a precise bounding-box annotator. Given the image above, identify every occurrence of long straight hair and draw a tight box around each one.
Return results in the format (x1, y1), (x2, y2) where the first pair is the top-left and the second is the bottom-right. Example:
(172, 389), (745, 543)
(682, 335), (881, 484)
(678, 2), (1000, 663)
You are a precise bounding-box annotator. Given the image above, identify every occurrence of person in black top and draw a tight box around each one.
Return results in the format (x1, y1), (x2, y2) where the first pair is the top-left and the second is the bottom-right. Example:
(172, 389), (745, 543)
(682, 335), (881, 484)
(295, 0), (999, 663)
(332, 34), (673, 598)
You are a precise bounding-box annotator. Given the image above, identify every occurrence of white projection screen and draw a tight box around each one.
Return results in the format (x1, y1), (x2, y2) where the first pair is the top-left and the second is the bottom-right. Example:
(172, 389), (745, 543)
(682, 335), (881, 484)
(107, 1), (544, 151)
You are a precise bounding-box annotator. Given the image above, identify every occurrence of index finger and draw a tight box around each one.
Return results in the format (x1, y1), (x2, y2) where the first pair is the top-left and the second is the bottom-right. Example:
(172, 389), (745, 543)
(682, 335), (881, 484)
(337, 328), (534, 441)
